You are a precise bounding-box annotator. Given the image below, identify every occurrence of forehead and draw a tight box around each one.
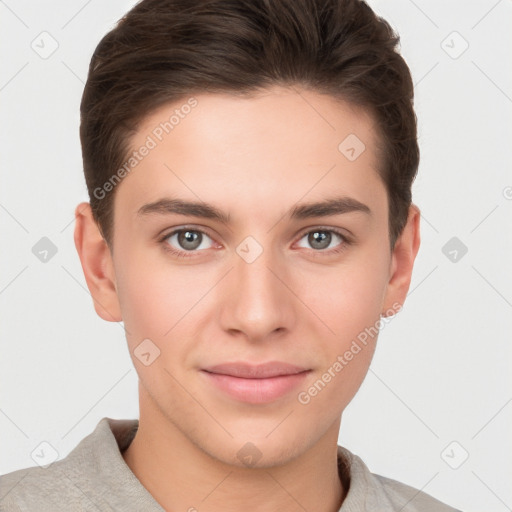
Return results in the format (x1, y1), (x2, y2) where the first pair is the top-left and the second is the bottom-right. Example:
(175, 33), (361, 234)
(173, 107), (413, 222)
(135, 85), (379, 159)
(115, 86), (385, 220)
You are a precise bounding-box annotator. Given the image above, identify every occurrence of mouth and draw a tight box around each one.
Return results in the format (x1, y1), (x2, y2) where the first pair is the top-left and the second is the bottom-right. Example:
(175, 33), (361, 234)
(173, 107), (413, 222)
(200, 361), (311, 404)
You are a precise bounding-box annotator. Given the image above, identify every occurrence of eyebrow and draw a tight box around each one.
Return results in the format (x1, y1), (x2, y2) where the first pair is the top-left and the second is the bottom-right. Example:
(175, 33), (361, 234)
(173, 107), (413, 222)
(136, 196), (371, 223)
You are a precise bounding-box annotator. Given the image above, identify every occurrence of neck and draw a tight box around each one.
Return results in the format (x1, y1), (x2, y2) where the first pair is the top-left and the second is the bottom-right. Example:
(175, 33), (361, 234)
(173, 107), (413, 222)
(122, 387), (345, 512)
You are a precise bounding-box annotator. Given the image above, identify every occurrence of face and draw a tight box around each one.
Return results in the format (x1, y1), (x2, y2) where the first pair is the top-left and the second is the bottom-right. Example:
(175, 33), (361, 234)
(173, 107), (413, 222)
(78, 85), (418, 468)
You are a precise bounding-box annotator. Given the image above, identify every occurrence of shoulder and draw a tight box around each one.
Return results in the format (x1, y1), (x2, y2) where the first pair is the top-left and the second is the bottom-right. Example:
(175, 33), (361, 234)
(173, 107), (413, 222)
(0, 459), (91, 512)
(373, 473), (462, 511)
(337, 446), (462, 511)
(0, 417), (145, 512)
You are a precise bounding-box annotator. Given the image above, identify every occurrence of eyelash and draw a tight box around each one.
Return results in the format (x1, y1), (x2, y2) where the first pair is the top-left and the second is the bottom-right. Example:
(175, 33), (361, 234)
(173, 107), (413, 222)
(157, 226), (352, 259)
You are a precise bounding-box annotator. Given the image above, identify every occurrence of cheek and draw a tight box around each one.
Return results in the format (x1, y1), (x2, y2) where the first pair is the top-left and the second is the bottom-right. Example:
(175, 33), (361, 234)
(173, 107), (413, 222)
(293, 247), (389, 408)
(300, 253), (389, 343)
(295, 266), (385, 414)
(114, 249), (207, 345)
(296, 342), (376, 427)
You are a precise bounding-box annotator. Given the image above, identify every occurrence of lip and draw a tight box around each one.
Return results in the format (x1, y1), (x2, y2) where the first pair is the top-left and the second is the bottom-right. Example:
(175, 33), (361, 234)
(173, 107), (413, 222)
(201, 361), (311, 404)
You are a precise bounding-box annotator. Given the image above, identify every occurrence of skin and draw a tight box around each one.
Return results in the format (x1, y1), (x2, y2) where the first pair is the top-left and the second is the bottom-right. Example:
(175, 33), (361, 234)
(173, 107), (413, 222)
(74, 85), (420, 512)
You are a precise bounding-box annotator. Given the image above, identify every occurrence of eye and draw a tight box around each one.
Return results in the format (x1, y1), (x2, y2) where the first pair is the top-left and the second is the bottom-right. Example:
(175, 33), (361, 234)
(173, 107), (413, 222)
(161, 228), (215, 255)
(158, 226), (351, 259)
(295, 228), (348, 252)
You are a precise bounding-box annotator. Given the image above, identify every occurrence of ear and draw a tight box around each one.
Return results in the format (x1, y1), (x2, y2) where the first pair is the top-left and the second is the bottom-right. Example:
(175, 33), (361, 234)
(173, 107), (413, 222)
(73, 202), (122, 322)
(381, 203), (421, 316)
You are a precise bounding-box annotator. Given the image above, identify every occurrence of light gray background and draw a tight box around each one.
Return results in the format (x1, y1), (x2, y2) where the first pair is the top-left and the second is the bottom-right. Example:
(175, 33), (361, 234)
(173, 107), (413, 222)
(1, 1), (511, 511)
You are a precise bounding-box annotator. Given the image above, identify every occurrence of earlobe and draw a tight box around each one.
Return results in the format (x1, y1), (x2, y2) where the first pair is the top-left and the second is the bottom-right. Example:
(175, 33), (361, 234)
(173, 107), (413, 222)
(381, 204), (421, 315)
(73, 202), (122, 322)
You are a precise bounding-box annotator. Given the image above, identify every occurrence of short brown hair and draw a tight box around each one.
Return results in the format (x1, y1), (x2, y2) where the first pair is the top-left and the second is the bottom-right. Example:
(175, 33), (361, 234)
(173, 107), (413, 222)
(80, 0), (419, 250)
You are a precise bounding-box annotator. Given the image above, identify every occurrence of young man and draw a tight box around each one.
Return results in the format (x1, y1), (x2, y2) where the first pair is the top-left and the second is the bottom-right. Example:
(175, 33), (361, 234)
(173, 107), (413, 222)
(1, 0), (461, 510)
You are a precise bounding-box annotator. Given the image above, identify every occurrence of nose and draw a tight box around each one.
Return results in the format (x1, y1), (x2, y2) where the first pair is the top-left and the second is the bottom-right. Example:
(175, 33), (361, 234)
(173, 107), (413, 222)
(218, 240), (295, 343)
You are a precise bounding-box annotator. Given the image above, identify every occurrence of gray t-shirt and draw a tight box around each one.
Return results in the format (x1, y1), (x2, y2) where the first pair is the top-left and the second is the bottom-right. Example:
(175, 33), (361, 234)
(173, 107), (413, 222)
(0, 417), (461, 511)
